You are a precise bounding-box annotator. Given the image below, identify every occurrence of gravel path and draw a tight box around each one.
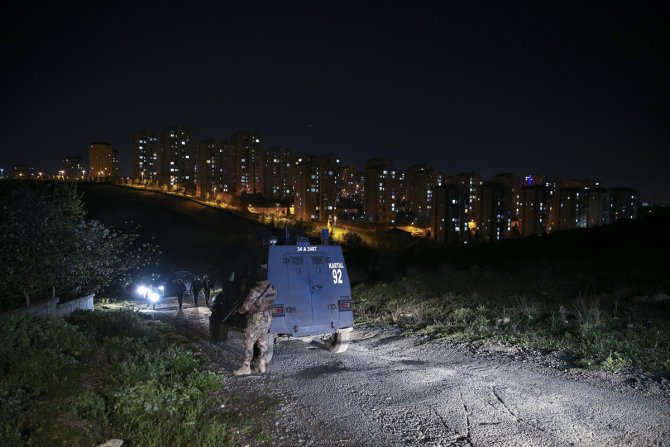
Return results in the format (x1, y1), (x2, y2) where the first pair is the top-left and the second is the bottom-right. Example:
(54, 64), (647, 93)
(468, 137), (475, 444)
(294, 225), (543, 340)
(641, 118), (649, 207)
(146, 296), (670, 447)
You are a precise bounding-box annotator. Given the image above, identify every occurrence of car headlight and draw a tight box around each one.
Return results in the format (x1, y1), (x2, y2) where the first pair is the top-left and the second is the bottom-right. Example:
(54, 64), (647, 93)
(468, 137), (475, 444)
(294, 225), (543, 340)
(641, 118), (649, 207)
(148, 291), (160, 302)
(137, 285), (148, 296)
(158, 285), (165, 292)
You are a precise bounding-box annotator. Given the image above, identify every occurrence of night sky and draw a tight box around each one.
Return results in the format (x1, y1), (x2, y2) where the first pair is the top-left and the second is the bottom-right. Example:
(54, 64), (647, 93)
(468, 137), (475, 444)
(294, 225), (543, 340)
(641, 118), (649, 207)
(1, 1), (668, 202)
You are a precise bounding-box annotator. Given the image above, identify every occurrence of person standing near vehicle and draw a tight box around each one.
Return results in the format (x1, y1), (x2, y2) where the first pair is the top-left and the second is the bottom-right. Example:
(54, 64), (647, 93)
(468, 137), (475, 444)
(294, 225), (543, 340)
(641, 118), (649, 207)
(176, 279), (186, 310)
(202, 275), (213, 307)
(233, 269), (277, 376)
(190, 276), (202, 306)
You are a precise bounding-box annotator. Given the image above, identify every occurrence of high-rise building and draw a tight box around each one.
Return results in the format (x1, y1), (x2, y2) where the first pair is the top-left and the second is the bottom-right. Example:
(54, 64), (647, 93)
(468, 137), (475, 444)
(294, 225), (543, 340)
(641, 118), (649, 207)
(62, 154), (85, 179)
(492, 173), (521, 222)
(338, 165), (363, 221)
(363, 157), (396, 223)
(292, 154), (341, 222)
(610, 187), (639, 222)
(161, 127), (196, 191)
(406, 164), (437, 220)
(264, 146), (294, 200)
(231, 130), (264, 195)
(556, 187), (588, 231)
(447, 172), (482, 232)
(543, 177), (562, 233)
(341, 165), (362, 197)
(586, 187), (610, 227)
(132, 131), (160, 182)
(196, 138), (234, 198)
(395, 170), (408, 216)
(520, 185), (549, 237)
(432, 183), (470, 246)
(293, 155), (319, 222)
(320, 155), (342, 225)
(89, 142), (118, 178)
(479, 181), (511, 242)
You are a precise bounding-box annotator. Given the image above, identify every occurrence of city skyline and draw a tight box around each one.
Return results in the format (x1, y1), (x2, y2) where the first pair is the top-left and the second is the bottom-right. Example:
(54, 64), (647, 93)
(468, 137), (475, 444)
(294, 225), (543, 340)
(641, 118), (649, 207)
(2, 124), (650, 195)
(1, 2), (668, 201)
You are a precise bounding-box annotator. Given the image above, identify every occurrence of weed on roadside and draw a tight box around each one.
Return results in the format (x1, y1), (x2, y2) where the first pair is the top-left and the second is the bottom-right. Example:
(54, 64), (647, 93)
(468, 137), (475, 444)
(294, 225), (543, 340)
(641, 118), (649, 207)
(353, 268), (670, 376)
(0, 310), (239, 447)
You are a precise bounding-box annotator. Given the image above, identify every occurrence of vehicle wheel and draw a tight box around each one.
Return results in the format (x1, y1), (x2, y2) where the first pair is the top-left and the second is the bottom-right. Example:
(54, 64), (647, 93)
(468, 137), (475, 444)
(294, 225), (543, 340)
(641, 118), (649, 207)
(265, 334), (275, 363)
(324, 331), (351, 353)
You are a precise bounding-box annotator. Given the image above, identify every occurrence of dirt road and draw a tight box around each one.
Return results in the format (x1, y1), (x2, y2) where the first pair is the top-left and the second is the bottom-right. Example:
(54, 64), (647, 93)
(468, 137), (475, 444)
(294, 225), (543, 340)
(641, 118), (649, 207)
(144, 296), (669, 447)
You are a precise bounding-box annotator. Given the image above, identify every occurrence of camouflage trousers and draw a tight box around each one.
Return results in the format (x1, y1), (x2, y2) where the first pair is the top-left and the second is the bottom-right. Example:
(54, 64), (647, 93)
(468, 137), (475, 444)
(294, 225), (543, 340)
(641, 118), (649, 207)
(241, 311), (272, 367)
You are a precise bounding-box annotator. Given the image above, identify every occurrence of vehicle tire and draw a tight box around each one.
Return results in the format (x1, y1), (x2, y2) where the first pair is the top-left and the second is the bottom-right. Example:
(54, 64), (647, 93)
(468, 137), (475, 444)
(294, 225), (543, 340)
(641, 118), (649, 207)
(265, 334), (275, 363)
(324, 331), (351, 353)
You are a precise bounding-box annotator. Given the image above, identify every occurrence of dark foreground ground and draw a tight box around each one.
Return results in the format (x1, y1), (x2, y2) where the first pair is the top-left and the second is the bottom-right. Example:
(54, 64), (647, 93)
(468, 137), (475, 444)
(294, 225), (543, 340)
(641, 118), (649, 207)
(141, 293), (670, 447)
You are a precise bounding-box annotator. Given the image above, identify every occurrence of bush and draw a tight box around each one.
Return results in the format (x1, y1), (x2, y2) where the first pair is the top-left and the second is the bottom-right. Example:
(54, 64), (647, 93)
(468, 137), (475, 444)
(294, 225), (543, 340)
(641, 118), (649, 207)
(0, 316), (92, 445)
(0, 181), (159, 311)
(0, 310), (236, 446)
(353, 268), (670, 374)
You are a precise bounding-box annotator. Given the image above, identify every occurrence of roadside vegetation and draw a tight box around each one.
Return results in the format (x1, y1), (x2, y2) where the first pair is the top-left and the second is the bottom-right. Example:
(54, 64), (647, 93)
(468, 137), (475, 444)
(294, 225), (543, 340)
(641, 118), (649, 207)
(0, 309), (241, 447)
(353, 265), (670, 375)
(0, 180), (159, 312)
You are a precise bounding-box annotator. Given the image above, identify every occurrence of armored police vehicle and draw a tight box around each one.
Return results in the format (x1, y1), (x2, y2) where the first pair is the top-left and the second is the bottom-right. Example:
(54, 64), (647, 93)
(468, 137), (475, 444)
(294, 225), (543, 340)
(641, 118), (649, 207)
(210, 233), (354, 362)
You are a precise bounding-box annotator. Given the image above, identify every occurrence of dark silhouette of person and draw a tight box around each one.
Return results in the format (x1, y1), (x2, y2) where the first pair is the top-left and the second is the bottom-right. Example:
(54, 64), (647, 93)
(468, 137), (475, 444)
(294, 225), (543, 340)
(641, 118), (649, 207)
(176, 279), (186, 310)
(202, 275), (213, 307)
(190, 276), (202, 306)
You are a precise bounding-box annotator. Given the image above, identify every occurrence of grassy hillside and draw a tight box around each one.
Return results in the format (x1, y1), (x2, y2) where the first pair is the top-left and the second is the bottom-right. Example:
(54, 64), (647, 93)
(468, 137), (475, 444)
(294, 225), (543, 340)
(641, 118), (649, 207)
(77, 183), (279, 286)
(348, 215), (670, 376)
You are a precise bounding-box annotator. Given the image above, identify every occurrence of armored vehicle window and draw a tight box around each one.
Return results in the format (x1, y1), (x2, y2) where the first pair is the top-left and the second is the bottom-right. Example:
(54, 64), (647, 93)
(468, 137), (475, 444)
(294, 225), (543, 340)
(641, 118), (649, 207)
(291, 256), (303, 265)
(311, 256), (323, 264)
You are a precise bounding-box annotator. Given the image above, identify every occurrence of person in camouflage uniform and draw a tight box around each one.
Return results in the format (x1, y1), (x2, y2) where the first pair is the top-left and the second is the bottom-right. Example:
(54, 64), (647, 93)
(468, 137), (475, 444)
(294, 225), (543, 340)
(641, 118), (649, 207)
(233, 276), (277, 376)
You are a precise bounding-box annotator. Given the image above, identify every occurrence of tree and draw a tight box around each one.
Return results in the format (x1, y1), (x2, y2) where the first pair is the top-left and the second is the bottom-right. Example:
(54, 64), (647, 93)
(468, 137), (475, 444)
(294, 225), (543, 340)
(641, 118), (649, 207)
(0, 181), (159, 311)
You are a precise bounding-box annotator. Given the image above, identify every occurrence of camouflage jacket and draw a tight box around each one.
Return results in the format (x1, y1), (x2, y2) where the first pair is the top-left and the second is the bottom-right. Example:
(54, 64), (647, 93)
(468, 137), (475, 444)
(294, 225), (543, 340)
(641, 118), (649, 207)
(239, 280), (277, 314)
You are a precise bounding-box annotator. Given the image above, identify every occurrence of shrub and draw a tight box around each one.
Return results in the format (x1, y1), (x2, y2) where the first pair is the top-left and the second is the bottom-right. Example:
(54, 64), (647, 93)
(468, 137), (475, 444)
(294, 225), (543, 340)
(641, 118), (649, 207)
(353, 268), (670, 374)
(0, 180), (159, 311)
(0, 310), (236, 446)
